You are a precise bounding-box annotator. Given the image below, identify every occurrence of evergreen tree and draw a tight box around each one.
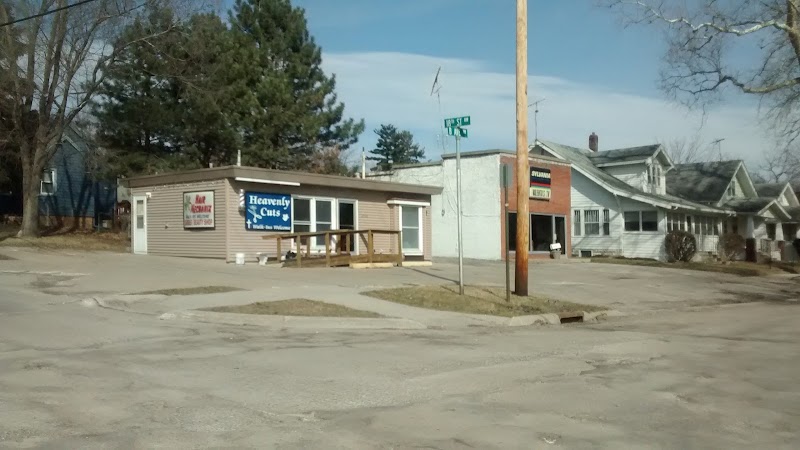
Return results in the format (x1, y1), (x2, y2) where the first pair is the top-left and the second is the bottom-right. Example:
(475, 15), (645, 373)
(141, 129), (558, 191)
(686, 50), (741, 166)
(0, 6), (25, 208)
(367, 124), (425, 171)
(229, 0), (364, 170)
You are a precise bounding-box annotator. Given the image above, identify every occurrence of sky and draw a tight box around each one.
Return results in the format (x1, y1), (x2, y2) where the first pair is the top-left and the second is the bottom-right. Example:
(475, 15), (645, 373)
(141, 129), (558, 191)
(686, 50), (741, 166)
(237, 0), (767, 167)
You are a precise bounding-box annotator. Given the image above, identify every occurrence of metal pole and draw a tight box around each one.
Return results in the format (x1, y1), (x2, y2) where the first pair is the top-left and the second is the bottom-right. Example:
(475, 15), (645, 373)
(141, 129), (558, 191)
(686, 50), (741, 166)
(514, 0), (530, 296)
(504, 180), (511, 303)
(456, 131), (465, 295)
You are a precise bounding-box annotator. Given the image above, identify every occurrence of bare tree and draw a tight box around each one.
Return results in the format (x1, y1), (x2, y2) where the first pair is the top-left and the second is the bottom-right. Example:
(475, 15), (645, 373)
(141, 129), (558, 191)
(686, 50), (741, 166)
(662, 134), (711, 164)
(0, 1), (190, 237)
(760, 145), (800, 182)
(604, 1), (800, 144)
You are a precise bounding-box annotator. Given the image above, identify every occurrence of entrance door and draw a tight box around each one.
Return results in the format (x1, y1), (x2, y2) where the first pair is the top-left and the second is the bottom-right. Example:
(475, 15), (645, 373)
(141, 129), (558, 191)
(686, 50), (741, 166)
(132, 196), (147, 254)
(338, 200), (357, 253)
(400, 205), (423, 255)
(554, 216), (566, 255)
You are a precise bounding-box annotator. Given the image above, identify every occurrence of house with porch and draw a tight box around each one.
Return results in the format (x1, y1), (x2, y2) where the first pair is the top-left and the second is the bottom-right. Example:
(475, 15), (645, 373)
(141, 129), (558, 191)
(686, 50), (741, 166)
(532, 139), (730, 260)
(532, 136), (798, 261)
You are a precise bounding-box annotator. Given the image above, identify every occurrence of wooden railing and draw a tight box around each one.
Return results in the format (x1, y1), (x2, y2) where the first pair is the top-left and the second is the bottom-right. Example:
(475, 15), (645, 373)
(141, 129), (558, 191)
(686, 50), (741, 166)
(262, 229), (403, 268)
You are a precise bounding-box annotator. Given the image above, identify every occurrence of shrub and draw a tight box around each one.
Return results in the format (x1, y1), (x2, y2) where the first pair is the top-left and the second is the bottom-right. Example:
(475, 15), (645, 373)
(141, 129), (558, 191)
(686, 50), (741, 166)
(718, 233), (745, 262)
(665, 230), (697, 262)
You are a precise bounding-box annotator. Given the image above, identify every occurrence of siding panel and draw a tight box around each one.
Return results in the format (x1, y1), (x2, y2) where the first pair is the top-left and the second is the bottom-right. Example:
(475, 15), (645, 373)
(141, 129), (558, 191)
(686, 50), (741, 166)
(225, 180), (431, 262)
(131, 180), (227, 258)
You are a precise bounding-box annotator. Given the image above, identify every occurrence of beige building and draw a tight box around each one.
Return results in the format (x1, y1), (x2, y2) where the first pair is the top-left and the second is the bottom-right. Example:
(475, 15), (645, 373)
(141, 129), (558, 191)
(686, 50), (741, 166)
(123, 166), (439, 263)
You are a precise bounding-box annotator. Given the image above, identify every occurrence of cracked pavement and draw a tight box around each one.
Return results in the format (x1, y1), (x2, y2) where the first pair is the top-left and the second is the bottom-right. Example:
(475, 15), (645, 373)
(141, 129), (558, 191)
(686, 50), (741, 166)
(0, 249), (799, 448)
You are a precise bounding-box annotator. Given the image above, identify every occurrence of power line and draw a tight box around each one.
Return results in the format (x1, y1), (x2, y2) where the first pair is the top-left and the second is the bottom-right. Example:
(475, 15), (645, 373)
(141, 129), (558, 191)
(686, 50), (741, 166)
(0, 0), (100, 28)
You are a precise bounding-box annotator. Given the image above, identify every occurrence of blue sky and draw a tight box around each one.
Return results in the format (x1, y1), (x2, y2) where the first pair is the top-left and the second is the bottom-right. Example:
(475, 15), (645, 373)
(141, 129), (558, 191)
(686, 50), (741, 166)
(227, 0), (765, 165)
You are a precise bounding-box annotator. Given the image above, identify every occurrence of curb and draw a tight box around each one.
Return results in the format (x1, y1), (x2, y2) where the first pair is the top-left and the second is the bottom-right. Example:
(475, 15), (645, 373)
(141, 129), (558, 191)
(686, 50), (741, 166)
(159, 310), (428, 330)
(507, 310), (626, 327)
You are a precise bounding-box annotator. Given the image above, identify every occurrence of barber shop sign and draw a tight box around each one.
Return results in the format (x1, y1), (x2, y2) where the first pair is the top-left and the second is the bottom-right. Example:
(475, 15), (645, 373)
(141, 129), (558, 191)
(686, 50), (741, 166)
(183, 191), (215, 228)
(245, 192), (292, 231)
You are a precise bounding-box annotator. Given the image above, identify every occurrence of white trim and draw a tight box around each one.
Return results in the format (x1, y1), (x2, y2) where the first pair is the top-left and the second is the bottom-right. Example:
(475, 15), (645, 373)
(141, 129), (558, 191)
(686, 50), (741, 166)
(534, 141), (733, 215)
(594, 159), (649, 168)
(39, 168), (57, 196)
(757, 200), (791, 221)
(387, 199), (431, 207)
(132, 195), (147, 254)
(235, 177), (300, 187)
(337, 198), (359, 254)
(398, 204), (424, 255)
(291, 195), (337, 250)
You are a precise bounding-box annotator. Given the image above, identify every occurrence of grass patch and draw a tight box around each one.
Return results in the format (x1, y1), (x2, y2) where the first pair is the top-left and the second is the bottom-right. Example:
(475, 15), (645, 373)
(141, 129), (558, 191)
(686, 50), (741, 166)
(200, 299), (382, 318)
(592, 257), (786, 277)
(135, 286), (244, 296)
(0, 230), (129, 252)
(363, 285), (604, 317)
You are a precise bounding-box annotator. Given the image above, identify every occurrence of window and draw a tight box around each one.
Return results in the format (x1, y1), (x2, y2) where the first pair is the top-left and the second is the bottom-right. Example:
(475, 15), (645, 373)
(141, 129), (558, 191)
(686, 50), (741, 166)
(40, 168), (56, 195)
(624, 211), (640, 232)
(584, 210), (600, 235)
(292, 197), (335, 247)
(727, 182), (737, 198)
(642, 211), (658, 231)
(401, 205), (422, 253)
(625, 211), (658, 232)
(573, 210), (581, 236)
(603, 209), (610, 236)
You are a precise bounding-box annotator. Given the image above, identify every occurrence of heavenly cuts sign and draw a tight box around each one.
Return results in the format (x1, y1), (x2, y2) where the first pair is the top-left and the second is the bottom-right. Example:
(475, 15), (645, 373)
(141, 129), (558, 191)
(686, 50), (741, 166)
(529, 167), (552, 200)
(245, 192), (292, 231)
(183, 191), (215, 228)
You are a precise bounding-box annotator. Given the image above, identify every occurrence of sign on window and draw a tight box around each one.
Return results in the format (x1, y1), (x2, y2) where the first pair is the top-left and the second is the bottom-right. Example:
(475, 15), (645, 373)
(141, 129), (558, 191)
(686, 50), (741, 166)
(245, 192), (292, 231)
(530, 167), (551, 200)
(183, 191), (215, 228)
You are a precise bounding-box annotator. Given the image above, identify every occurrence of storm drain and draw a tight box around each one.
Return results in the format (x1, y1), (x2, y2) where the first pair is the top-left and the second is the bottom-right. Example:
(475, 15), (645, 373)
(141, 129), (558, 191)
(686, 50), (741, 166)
(559, 313), (584, 324)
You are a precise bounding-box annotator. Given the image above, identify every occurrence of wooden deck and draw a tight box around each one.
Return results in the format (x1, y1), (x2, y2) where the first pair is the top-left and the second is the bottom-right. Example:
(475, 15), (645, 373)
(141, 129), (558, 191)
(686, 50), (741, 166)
(262, 229), (403, 268)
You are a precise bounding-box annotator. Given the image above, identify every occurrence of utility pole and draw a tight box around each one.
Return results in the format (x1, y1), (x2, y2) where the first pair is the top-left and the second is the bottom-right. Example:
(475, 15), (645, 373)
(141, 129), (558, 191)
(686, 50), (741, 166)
(515, 0), (529, 296)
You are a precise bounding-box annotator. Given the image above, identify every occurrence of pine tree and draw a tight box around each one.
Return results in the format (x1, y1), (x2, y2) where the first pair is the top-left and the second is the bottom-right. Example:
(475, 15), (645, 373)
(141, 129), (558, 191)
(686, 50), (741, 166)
(0, 5), (25, 206)
(367, 124), (425, 171)
(229, 0), (364, 170)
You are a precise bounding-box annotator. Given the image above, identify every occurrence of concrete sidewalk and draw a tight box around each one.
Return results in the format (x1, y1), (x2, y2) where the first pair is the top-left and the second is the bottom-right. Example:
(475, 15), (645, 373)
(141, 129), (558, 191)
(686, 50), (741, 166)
(1, 246), (798, 326)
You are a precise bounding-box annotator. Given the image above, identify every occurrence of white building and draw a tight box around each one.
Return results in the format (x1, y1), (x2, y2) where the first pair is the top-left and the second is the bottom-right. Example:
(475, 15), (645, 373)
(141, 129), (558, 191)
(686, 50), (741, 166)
(533, 138), (799, 261)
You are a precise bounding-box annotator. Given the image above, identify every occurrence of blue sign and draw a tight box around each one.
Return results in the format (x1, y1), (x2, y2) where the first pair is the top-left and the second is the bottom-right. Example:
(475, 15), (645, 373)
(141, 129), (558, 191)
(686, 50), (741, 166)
(245, 192), (292, 231)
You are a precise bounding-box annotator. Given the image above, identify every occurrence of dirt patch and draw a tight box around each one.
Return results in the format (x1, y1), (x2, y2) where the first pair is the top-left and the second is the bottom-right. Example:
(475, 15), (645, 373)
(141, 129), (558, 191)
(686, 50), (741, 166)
(200, 299), (382, 318)
(134, 286), (244, 296)
(0, 231), (129, 252)
(0, 253), (15, 260)
(363, 285), (604, 317)
(715, 289), (800, 305)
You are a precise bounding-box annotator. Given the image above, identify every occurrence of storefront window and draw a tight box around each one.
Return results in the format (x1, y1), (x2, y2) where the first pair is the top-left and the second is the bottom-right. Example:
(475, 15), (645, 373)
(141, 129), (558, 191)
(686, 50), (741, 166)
(401, 206), (421, 253)
(508, 212), (518, 251)
(531, 214), (554, 252)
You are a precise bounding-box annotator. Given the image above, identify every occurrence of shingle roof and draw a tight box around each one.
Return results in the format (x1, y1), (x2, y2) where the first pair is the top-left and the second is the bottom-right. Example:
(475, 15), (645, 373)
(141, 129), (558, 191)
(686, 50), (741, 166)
(786, 206), (800, 221)
(721, 198), (773, 214)
(587, 145), (661, 166)
(665, 160), (742, 203)
(536, 140), (725, 213)
(754, 183), (788, 198)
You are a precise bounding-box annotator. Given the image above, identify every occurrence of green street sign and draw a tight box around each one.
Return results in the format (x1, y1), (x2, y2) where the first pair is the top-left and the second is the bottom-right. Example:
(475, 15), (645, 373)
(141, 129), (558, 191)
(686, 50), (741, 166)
(444, 116), (471, 128)
(447, 127), (468, 138)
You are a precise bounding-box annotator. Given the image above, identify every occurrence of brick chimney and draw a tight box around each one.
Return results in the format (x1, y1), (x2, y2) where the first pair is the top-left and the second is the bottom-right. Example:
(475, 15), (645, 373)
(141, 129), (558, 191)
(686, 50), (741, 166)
(589, 132), (599, 152)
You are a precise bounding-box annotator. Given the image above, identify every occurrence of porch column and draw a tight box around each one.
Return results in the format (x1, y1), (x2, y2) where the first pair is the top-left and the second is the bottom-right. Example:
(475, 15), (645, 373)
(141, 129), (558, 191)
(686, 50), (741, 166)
(745, 216), (756, 262)
(776, 222), (785, 262)
(775, 222), (785, 241)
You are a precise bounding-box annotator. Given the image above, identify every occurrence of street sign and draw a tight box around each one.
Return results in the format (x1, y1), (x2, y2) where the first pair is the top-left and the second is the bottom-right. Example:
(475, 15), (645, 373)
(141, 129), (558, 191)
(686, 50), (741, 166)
(447, 127), (468, 138)
(444, 116), (471, 128)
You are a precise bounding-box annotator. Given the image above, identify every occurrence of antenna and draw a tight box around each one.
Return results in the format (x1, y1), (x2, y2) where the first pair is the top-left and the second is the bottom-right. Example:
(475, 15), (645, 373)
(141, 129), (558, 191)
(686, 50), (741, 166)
(430, 66), (447, 153)
(711, 138), (725, 161)
(528, 98), (546, 142)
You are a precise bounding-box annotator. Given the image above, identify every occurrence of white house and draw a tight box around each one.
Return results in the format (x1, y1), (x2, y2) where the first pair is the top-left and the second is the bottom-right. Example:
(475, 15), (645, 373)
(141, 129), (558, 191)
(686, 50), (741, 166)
(533, 138), (799, 261)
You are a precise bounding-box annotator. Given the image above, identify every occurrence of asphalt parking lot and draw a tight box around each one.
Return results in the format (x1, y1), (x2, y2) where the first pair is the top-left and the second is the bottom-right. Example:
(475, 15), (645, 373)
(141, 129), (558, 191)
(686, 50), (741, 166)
(1, 248), (799, 448)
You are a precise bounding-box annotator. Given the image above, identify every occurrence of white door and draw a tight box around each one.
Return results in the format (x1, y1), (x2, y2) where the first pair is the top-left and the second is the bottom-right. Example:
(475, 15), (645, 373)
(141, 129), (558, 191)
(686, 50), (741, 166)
(132, 196), (147, 254)
(399, 205), (423, 255)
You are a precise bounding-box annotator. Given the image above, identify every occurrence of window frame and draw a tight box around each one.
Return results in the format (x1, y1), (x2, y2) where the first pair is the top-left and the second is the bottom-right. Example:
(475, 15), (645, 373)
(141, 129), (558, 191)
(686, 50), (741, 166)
(584, 209), (600, 236)
(624, 210), (660, 233)
(602, 209), (610, 236)
(291, 196), (337, 249)
(40, 168), (57, 196)
(573, 210), (581, 237)
(399, 204), (424, 255)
